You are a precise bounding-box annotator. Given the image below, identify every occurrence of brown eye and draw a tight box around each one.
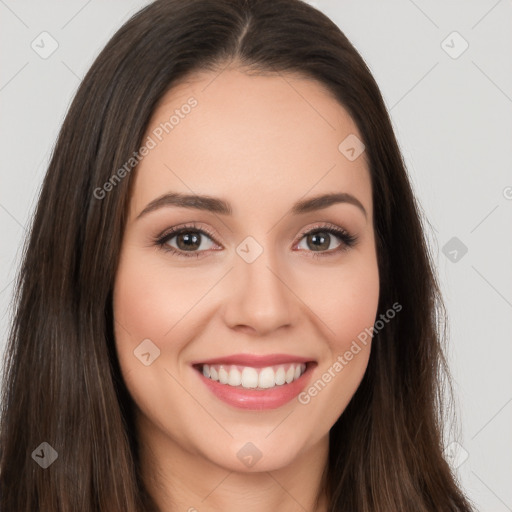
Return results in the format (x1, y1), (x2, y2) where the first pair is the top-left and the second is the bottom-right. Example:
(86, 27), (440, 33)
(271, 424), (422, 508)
(174, 231), (202, 251)
(156, 225), (219, 258)
(296, 226), (358, 256)
(304, 231), (337, 251)
(164, 230), (215, 252)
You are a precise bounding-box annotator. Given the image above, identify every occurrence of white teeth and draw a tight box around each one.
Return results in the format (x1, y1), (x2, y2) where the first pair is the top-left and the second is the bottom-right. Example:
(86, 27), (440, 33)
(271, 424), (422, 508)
(258, 367), (276, 389)
(228, 367), (241, 386)
(218, 366), (229, 384)
(200, 363), (307, 389)
(275, 366), (286, 385)
(241, 367), (258, 388)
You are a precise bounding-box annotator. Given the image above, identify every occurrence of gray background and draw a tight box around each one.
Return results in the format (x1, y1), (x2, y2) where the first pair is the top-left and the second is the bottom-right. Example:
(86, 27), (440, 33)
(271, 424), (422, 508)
(1, 1), (511, 510)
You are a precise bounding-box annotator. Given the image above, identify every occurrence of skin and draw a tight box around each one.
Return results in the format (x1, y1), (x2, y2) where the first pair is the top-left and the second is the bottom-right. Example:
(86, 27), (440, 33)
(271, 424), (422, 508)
(113, 65), (380, 512)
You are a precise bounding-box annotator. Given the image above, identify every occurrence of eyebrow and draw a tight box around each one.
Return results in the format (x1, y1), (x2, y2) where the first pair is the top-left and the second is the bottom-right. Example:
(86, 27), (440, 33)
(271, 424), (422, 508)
(136, 191), (367, 220)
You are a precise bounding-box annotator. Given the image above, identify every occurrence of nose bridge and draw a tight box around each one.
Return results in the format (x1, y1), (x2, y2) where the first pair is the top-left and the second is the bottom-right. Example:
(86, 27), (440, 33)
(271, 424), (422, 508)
(225, 234), (296, 333)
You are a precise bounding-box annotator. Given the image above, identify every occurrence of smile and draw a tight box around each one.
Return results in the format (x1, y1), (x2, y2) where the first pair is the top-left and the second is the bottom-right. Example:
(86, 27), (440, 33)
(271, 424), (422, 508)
(198, 362), (307, 389)
(191, 354), (316, 410)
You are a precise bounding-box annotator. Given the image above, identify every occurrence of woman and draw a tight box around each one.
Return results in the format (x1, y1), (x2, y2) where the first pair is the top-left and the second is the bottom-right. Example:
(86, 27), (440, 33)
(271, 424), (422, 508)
(0, 0), (475, 510)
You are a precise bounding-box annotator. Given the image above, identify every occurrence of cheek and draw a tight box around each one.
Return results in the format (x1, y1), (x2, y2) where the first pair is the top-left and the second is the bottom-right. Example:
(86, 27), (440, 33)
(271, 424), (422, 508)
(331, 265), (379, 344)
(297, 251), (380, 349)
(113, 250), (211, 347)
(293, 252), (379, 421)
(112, 250), (184, 393)
(111, 252), (200, 432)
(111, 248), (225, 410)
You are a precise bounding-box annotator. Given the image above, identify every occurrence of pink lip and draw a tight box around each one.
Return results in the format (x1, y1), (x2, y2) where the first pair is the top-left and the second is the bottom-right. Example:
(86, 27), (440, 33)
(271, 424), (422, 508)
(191, 353), (314, 368)
(192, 360), (317, 411)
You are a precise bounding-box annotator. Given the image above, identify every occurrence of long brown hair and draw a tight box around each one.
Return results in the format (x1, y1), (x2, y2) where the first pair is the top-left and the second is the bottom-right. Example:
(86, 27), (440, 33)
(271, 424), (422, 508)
(0, 0), (475, 510)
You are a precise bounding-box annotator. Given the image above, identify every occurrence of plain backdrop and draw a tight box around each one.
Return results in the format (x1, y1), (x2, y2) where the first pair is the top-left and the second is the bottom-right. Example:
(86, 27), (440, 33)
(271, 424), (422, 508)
(1, 1), (511, 510)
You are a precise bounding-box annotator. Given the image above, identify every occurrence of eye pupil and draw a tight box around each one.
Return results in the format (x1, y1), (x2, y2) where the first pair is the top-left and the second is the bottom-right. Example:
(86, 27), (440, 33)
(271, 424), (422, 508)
(308, 232), (330, 251)
(177, 232), (201, 251)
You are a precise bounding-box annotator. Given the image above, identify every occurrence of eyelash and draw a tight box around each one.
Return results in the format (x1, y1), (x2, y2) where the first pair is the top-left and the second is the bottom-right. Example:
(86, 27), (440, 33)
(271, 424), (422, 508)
(154, 222), (358, 259)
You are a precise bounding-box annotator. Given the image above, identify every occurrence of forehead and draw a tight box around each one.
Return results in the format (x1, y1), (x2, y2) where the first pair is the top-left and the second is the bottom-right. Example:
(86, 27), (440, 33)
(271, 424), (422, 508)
(130, 68), (372, 219)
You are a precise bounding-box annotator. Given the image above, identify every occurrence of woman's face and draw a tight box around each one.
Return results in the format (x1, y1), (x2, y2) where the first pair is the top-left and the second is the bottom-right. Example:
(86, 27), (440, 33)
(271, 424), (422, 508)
(113, 67), (379, 473)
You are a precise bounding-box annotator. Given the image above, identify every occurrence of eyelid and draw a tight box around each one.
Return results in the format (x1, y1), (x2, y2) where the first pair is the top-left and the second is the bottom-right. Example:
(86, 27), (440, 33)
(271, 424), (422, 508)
(296, 221), (350, 240)
(156, 222), (220, 245)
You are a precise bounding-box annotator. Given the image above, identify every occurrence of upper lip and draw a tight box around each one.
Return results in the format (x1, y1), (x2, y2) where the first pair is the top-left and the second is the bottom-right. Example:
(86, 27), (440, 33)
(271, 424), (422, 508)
(191, 353), (315, 368)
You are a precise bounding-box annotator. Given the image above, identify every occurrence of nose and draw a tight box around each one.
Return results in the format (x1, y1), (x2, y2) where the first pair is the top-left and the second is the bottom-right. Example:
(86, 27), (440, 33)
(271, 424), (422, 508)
(223, 244), (298, 336)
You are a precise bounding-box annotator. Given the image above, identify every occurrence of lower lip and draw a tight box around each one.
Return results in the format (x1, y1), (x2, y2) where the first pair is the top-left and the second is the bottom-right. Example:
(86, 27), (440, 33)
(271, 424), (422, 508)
(194, 364), (316, 410)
